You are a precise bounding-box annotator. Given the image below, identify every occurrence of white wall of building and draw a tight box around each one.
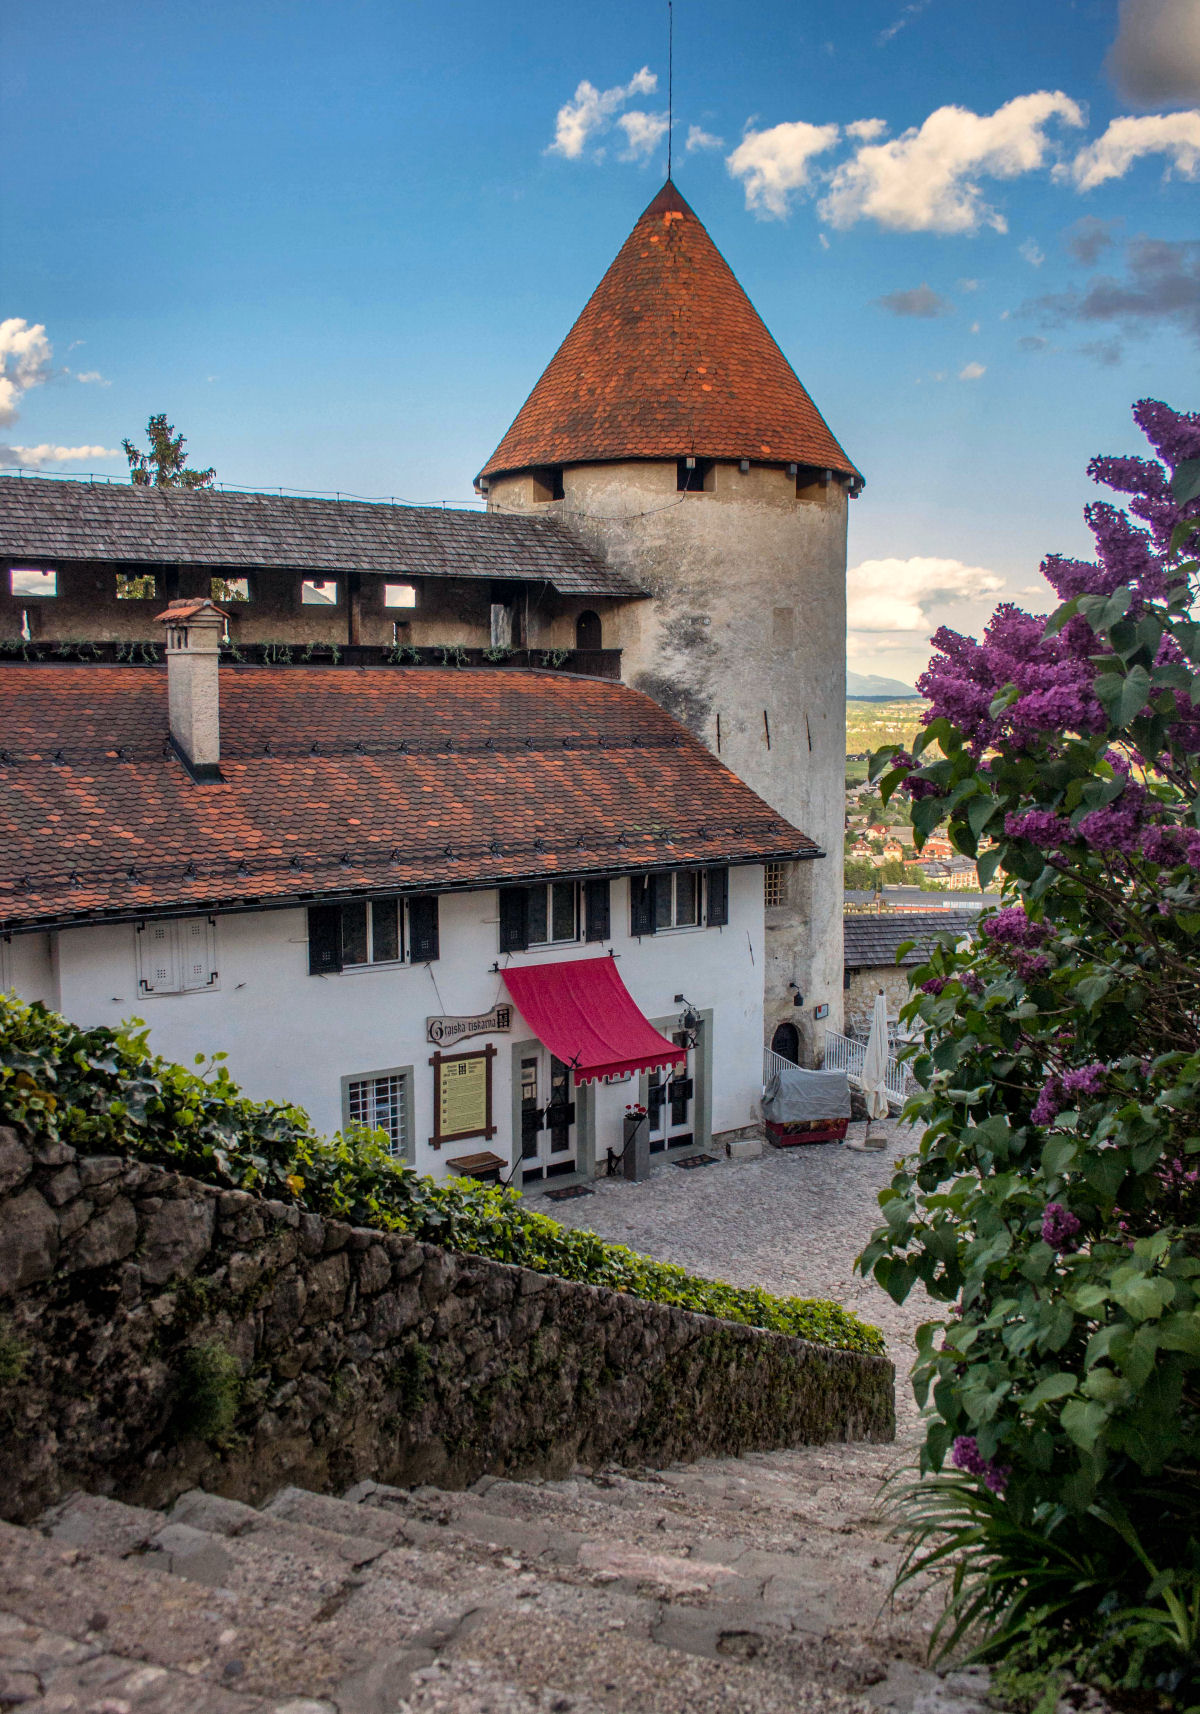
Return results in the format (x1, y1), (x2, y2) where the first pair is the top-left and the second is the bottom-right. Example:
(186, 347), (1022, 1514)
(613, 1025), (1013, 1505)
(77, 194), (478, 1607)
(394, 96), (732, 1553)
(7, 868), (766, 1184)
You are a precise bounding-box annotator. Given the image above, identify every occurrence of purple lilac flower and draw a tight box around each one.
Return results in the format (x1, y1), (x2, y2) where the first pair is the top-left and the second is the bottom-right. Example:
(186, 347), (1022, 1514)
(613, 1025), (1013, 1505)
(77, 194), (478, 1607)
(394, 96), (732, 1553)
(1010, 951), (1051, 982)
(921, 977), (948, 995)
(960, 972), (984, 994)
(1042, 1202), (1082, 1250)
(1077, 780), (1148, 855)
(1004, 810), (1070, 846)
(951, 1435), (1010, 1495)
(1032, 1080), (1063, 1126)
(1062, 1063), (1106, 1098)
(982, 907), (1053, 949)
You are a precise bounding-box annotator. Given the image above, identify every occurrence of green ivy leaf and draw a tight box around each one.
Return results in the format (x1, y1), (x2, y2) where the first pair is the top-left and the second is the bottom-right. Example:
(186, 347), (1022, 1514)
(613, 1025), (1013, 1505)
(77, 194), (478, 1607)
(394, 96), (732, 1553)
(1023, 1371), (1077, 1411)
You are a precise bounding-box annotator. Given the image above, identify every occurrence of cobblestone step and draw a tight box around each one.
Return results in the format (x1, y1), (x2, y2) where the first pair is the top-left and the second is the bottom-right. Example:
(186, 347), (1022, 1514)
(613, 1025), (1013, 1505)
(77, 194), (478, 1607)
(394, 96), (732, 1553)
(8, 1457), (997, 1714)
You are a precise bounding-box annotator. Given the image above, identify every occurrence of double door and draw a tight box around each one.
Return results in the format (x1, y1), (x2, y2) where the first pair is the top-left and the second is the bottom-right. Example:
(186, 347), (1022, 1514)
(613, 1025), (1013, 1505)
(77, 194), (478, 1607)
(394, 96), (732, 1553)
(520, 1049), (577, 1181)
(647, 1033), (695, 1152)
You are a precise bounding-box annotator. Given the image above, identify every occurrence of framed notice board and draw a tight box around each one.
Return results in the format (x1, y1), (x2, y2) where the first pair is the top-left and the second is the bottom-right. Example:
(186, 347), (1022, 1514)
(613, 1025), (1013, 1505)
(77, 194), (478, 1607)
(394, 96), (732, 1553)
(429, 1044), (497, 1149)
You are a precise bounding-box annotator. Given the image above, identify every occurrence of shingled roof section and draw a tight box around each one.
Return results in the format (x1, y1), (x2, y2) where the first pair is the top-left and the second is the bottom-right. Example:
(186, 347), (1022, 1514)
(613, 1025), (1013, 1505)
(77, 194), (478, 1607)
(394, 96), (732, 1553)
(843, 910), (979, 969)
(479, 180), (860, 484)
(0, 665), (820, 931)
(0, 477), (642, 598)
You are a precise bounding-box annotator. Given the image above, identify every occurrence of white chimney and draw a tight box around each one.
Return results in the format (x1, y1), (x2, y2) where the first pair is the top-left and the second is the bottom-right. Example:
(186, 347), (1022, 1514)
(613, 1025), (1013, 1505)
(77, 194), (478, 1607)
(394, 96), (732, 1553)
(157, 598), (227, 779)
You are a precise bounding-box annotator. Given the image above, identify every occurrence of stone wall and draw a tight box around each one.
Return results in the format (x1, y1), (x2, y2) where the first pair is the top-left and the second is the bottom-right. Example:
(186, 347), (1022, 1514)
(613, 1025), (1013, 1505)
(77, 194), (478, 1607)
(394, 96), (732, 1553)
(844, 966), (911, 1039)
(0, 1128), (893, 1525)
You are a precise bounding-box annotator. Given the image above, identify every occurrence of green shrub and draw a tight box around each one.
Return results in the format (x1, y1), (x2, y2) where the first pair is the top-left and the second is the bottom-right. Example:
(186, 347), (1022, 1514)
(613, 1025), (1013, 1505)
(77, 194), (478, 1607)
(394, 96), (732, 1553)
(859, 402), (1200, 1695)
(0, 993), (883, 1358)
(174, 1339), (241, 1442)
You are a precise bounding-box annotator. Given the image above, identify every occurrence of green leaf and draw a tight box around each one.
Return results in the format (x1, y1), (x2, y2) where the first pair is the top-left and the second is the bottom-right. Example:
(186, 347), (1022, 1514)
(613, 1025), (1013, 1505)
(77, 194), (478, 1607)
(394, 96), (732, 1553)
(1111, 1271), (1173, 1322)
(975, 845), (1003, 890)
(1023, 1371), (1077, 1411)
(1170, 457), (1200, 508)
(1074, 974), (1112, 1010)
(1061, 1396), (1109, 1450)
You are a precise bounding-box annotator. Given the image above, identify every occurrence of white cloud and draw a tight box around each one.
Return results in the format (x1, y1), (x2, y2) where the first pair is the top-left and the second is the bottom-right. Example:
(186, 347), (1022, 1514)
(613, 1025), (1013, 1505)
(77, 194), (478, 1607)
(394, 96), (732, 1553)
(617, 110), (669, 162)
(958, 360), (987, 379)
(818, 232), (831, 250)
(820, 91), (1085, 233)
(1067, 110), (1200, 190)
(846, 117), (887, 141)
(75, 370), (109, 385)
(878, 0), (932, 45)
(0, 443), (120, 467)
(0, 317), (52, 426)
(547, 67), (658, 160)
(970, 320), (981, 332)
(959, 277), (981, 290)
(1019, 238), (1045, 266)
(848, 555), (1004, 634)
(1106, 0), (1200, 106)
(726, 120), (841, 218)
(686, 124), (724, 152)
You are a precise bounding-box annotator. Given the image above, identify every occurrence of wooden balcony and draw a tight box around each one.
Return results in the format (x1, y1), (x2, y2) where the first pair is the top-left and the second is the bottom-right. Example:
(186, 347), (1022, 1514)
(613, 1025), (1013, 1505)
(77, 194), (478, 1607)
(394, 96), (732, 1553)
(0, 639), (624, 680)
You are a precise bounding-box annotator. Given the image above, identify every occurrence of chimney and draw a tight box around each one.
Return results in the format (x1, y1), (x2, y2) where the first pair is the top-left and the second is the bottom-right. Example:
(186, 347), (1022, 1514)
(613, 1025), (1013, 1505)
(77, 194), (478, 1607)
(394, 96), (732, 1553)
(156, 598), (227, 780)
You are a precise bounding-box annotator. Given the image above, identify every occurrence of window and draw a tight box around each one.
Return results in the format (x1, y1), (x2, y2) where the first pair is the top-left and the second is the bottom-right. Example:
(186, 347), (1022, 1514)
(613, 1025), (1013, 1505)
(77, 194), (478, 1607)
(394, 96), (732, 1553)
(307, 895), (439, 975)
(764, 862), (787, 908)
(499, 878), (611, 952)
(676, 458), (713, 493)
(136, 917), (218, 994)
(530, 466), (564, 502)
(795, 466), (830, 503)
(345, 1069), (411, 1159)
(211, 576), (250, 601)
(384, 583), (417, 608)
(301, 578), (339, 605)
(575, 611), (602, 650)
(528, 881), (577, 946)
(630, 868), (729, 936)
(116, 572), (158, 600)
(9, 567), (57, 597)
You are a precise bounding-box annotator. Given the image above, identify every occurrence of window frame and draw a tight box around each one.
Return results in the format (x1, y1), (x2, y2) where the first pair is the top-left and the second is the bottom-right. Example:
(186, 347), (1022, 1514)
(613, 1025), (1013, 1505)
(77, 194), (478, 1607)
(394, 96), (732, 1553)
(9, 566), (58, 598)
(307, 894), (439, 975)
(341, 1064), (415, 1163)
(764, 862), (787, 909)
(526, 879), (579, 948)
(630, 867), (729, 936)
(300, 577), (340, 606)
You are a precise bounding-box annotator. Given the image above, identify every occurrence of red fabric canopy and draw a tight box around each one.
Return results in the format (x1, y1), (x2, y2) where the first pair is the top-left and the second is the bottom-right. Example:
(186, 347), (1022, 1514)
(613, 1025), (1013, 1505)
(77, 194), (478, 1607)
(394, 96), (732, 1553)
(502, 957), (686, 1086)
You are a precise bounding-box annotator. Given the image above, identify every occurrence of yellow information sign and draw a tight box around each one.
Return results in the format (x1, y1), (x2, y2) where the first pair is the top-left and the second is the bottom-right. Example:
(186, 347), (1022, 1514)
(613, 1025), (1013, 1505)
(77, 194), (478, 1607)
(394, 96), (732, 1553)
(429, 1044), (496, 1148)
(439, 1054), (488, 1138)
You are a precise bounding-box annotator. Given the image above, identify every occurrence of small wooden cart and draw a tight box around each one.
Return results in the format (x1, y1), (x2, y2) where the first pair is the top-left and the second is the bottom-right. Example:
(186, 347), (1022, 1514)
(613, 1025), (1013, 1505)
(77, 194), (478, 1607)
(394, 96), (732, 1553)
(764, 1116), (850, 1148)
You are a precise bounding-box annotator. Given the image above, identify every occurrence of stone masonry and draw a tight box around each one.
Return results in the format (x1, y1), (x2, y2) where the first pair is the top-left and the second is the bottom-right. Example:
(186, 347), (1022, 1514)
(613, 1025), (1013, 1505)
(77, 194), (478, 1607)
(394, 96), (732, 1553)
(0, 1127), (892, 1526)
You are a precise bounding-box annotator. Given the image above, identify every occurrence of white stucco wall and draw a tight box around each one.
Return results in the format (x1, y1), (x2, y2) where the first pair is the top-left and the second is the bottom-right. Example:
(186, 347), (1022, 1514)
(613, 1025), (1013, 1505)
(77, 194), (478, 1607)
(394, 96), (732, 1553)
(11, 868), (765, 1185)
(489, 459), (848, 1064)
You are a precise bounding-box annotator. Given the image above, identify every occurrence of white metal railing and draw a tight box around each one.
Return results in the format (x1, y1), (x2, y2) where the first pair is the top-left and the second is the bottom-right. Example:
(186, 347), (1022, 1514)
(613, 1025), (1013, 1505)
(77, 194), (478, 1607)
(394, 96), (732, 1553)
(821, 1029), (915, 1108)
(763, 1047), (795, 1084)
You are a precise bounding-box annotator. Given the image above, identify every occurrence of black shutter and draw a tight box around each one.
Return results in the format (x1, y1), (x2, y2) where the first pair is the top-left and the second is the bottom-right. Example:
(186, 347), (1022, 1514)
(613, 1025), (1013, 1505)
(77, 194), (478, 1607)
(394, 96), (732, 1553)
(584, 877), (611, 942)
(499, 887), (529, 953)
(307, 903), (342, 975)
(408, 894), (440, 962)
(706, 866), (729, 927)
(630, 872), (656, 936)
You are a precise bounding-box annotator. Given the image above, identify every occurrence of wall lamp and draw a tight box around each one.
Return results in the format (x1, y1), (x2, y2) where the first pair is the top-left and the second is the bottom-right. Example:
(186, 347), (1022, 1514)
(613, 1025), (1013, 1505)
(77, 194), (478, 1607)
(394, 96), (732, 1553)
(673, 993), (703, 1048)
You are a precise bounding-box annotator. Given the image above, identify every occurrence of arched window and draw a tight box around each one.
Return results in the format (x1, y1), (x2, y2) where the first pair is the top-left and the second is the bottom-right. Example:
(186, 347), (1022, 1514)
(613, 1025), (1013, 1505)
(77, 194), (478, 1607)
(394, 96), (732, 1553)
(575, 611), (602, 651)
(770, 1022), (800, 1065)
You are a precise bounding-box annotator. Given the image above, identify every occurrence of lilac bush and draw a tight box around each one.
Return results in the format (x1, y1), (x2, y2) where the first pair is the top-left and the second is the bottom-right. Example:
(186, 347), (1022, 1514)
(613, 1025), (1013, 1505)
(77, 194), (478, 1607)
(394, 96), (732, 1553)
(860, 400), (1200, 1684)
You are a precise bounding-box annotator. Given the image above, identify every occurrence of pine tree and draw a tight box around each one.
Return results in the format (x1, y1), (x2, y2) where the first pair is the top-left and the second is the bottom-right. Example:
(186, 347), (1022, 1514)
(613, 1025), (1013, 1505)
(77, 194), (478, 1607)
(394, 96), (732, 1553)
(122, 414), (215, 489)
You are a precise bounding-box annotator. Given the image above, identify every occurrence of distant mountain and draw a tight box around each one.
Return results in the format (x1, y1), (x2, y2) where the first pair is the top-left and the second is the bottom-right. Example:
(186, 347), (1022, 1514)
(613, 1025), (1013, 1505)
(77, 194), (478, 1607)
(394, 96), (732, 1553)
(847, 671), (919, 699)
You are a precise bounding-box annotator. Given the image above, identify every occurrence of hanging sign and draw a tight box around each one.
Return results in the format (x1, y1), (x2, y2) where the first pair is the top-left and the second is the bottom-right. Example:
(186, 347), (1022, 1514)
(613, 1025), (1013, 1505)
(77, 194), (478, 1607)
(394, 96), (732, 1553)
(429, 1045), (497, 1149)
(426, 1004), (512, 1047)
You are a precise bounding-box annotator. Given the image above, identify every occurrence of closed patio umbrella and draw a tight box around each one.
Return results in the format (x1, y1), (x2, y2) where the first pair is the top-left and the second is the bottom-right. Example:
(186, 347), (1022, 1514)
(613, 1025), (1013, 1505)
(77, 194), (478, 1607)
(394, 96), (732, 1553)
(861, 990), (890, 1149)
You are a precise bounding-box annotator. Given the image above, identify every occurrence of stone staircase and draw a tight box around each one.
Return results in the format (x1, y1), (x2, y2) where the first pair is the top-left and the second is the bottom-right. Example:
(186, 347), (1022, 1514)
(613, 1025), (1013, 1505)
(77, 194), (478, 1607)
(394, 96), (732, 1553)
(0, 1445), (996, 1714)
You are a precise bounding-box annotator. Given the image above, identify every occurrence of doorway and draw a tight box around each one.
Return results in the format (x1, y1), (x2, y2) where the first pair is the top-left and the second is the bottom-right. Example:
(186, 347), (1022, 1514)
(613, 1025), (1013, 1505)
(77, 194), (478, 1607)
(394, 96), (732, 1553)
(647, 1032), (696, 1153)
(575, 610), (602, 651)
(770, 1022), (800, 1065)
(519, 1048), (577, 1181)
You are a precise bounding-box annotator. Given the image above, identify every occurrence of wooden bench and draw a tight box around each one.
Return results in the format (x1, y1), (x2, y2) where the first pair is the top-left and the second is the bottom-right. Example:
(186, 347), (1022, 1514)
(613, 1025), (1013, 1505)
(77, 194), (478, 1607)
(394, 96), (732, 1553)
(446, 1151), (507, 1183)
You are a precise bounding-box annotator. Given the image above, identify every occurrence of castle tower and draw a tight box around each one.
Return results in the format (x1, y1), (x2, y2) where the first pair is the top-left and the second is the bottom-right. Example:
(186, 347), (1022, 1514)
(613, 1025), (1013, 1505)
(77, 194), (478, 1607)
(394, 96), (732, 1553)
(477, 180), (862, 1061)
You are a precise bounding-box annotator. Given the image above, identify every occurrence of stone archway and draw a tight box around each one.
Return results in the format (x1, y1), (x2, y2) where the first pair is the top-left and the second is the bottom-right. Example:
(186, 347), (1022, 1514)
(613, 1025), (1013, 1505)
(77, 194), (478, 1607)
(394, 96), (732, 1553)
(770, 1022), (800, 1065)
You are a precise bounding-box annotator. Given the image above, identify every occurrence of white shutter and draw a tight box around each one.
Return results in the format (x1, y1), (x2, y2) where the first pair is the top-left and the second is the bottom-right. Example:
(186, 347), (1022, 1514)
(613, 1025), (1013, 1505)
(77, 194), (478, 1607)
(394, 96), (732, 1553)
(137, 922), (180, 994)
(180, 917), (217, 990)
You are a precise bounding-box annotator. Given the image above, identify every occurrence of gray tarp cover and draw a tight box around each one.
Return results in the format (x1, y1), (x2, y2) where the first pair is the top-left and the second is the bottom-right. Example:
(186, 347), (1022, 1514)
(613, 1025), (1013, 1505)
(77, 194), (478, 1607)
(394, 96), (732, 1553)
(763, 1066), (852, 1123)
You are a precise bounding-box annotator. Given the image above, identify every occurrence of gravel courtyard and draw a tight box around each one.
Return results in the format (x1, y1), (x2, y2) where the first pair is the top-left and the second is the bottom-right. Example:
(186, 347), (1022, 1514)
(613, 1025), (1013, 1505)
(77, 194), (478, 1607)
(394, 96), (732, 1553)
(529, 1119), (932, 1442)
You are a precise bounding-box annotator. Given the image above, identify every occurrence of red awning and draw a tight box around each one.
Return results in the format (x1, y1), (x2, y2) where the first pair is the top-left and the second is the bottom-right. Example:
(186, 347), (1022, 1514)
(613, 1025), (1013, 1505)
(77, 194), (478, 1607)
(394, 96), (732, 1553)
(502, 957), (687, 1087)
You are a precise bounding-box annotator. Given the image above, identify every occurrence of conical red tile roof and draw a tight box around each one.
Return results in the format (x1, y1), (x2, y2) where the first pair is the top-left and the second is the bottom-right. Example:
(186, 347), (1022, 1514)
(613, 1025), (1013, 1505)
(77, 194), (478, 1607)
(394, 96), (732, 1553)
(479, 180), (859, 483)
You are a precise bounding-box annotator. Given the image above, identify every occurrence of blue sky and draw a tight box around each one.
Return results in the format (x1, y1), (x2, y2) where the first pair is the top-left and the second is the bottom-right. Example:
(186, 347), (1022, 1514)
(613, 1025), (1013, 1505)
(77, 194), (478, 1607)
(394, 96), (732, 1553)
(2, 0), (1197, 682)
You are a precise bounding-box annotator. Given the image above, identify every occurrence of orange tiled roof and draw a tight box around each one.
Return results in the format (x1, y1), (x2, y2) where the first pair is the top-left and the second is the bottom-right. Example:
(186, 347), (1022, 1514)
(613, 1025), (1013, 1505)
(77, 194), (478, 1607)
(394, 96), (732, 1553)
(479, 181), (859, 483)
(0, 665), (819, 929)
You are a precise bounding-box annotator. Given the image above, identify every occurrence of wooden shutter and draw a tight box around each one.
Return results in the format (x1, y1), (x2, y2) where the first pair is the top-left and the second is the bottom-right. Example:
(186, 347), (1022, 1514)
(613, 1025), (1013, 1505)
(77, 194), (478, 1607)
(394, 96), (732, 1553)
(630, 872), (656, 936)
(706, 867), (729, 927)
(408, 894), (440, 962)
(137, 921), (180, 993)
(498, 887), (529, 953)
(180, 916), (217, 989)
(307, 903), (343, 975)
(584, 877), (611, 942)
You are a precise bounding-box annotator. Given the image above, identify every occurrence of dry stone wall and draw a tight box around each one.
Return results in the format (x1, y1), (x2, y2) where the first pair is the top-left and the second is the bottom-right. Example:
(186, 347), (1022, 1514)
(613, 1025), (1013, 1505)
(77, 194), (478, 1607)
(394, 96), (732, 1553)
(0, 1126), (893, 1524)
